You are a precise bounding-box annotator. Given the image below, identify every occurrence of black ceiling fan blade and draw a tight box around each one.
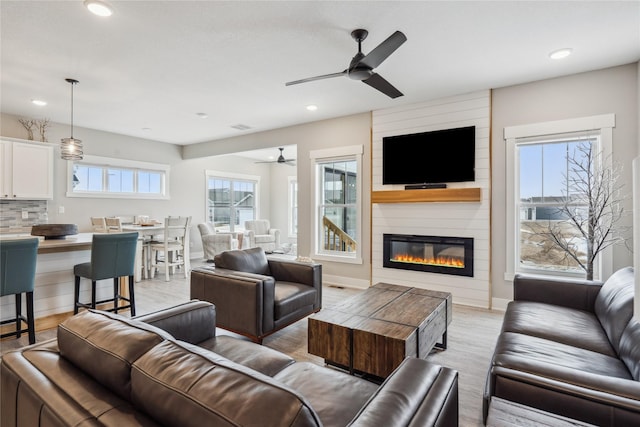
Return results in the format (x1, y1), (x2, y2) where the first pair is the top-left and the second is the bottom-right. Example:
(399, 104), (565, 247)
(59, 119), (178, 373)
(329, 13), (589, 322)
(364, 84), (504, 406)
(362, 73), (403, 99)
(285, 71), (347, 86)
(359, 31), (407, 70)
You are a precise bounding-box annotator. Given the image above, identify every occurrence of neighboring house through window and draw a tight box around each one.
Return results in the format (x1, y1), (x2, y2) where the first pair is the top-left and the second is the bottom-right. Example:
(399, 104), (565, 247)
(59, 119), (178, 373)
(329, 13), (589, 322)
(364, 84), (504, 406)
(205, 171), (258, 233)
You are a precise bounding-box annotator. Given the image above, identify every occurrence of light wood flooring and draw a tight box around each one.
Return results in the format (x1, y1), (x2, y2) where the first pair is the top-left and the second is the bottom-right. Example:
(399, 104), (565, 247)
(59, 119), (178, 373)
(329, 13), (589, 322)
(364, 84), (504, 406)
(1, 260), (505, 427)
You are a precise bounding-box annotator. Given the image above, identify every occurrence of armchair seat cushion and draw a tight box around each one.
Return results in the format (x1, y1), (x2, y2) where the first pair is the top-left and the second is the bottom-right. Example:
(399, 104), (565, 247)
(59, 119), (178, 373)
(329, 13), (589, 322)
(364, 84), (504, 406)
(502, 301), (616, 356)
(275, 282), (318, 319)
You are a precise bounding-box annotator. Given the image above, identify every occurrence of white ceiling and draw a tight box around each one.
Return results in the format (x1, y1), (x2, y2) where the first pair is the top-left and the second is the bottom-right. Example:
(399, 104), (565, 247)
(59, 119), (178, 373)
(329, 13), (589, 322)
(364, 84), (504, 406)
(1, 1), (639, 146)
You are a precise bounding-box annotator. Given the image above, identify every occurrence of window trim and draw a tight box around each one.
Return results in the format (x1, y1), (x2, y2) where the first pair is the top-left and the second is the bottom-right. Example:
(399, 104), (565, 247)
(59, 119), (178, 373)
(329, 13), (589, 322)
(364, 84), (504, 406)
(204, 170), (261, 232)
(309, 145), (363, 265)
(66, 155), (170, 199)
(288, 176), (297, 238)
(504, 114), (615, 282)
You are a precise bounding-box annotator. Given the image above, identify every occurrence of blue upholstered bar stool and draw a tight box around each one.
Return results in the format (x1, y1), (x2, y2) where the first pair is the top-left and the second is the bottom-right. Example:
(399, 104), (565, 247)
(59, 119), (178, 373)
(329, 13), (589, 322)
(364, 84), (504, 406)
(74, 232), (139, 315)
(0, 238), (39, 345)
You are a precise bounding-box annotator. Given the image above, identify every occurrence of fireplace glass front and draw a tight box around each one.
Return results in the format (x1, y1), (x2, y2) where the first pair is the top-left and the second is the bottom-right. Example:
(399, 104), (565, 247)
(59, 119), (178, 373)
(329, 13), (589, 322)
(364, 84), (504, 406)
(383, 234), (474, 277)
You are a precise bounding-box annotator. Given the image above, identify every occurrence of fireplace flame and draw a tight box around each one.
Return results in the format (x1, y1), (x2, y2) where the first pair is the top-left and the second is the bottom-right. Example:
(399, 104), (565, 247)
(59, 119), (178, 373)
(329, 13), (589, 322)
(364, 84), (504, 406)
(391, 254), (464, 268)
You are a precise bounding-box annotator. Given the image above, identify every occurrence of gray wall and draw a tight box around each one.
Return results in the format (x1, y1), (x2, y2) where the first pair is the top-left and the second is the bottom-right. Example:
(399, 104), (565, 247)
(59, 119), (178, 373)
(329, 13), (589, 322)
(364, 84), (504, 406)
(184, 113), (373, 283)
(491, 63), (639, 301)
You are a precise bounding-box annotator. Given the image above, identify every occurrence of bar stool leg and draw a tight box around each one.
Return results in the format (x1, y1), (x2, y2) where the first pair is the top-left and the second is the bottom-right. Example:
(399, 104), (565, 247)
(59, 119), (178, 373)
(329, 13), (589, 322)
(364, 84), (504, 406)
(91, 281), (97, 309)
(74, 276), (81, 314)
(26, 291), (35, 344)
(128, 274), (136, 316)
(113, 277), (119, 314)
(15, 293), (22, 338)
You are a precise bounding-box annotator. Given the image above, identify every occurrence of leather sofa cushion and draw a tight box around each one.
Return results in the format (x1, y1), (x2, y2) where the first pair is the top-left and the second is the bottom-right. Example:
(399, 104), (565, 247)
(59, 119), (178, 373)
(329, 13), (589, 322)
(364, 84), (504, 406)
(502, 301), (615, 356)
(494, 332), (633, 380)
(57, 310), (171, 400)
(619, 319), (640, 380)
(3, 339), (161, 427)
(275, 281), (317, 319)
(199, 335), (295, 376)
(595, 266), (635, 352)
(275, 362), (377, 427)
(131, 340), (322, 427)
(214, 247), (271, 275)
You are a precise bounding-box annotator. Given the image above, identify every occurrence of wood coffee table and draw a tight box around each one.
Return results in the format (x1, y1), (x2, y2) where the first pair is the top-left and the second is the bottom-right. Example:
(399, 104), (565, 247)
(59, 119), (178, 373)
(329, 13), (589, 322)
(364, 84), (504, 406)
(308, 282), (452, 378)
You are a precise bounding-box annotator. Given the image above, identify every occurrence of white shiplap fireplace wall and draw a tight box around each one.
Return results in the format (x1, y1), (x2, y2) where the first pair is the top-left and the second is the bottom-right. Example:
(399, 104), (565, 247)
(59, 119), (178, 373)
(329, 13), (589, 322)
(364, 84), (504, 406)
(371, 90), (491, 308)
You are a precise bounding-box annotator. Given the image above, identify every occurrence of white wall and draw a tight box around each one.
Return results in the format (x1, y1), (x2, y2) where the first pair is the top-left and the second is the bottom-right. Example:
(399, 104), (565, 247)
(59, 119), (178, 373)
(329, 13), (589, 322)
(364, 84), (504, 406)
(492, 63), (639, 303)
(371, 90), (492, 308)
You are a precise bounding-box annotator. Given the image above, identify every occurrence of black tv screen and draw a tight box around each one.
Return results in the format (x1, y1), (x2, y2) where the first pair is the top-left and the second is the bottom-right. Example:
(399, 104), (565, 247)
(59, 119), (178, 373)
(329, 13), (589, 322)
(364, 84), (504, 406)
(382, 126), (475, 185)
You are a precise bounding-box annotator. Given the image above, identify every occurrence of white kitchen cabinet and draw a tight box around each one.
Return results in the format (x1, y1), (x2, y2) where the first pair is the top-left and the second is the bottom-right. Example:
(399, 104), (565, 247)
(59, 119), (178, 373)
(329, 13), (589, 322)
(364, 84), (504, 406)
(1, 138), (54, 200)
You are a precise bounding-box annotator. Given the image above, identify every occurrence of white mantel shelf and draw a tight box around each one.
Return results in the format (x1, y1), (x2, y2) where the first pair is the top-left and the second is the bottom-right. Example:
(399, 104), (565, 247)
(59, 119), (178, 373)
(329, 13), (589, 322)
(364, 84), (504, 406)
(371, 187), (481, 204)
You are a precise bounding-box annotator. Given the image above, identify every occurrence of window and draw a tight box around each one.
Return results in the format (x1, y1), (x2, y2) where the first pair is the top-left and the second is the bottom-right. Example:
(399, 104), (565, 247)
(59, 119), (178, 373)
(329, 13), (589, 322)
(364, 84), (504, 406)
(67, 155), (168, 199)
(288, 177), (298, 237)
(205, 171), (258, 233)
(505, 114), (615, 281)
(518, 137), (596, 275)
(310, 145), (363, 263)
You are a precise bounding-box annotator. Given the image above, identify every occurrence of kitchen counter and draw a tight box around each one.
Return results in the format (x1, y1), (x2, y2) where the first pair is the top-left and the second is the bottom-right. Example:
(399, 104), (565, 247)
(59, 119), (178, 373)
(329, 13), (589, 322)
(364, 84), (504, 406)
(0, 233), (93, 254)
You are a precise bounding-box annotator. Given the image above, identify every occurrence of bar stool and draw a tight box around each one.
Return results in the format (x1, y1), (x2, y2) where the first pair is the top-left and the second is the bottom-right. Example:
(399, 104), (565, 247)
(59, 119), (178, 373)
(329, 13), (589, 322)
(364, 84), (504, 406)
(74, 232), (139, 315)
(1, 238), (39, 345)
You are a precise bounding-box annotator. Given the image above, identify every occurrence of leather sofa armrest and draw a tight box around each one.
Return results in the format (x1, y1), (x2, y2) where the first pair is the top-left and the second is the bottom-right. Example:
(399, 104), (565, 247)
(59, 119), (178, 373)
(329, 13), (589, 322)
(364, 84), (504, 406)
(269, 259), (322, 310)
(133, 300), (217, 344)
(348, 358), (458, 427)
(513, 274), (603, 312)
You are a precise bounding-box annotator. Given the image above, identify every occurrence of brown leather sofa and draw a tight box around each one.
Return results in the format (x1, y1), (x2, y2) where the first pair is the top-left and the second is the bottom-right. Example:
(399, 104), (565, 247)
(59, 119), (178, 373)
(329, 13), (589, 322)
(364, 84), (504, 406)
(1, 300), (459, 427)
(483, 267), (640, 426)
(190, 247), (322, 343)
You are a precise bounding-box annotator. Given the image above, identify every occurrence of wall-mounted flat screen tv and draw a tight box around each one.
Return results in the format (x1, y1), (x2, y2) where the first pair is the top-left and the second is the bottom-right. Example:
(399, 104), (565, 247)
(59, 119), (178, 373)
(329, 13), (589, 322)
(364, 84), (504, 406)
(382, 126), (475, 185)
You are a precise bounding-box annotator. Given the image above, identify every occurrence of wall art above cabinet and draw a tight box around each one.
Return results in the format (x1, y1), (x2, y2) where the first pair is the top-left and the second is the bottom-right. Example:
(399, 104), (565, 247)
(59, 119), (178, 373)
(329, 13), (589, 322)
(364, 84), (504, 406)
(1, 137), (54, 200)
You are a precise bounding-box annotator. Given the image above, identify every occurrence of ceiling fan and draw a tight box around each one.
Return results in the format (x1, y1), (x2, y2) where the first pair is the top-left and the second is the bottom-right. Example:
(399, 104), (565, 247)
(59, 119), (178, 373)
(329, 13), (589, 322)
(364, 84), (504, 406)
(285, 29), (407, 99)
(255, 147), (296, 166)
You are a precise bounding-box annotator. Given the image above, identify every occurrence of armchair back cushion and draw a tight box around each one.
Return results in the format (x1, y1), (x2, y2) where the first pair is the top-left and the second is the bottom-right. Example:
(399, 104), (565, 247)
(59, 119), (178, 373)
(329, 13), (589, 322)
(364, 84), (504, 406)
(595, 266), (636, 352)
(214, 247), (271, 276)
(619, 319), (640, 380)
(246, 219), (271, 236)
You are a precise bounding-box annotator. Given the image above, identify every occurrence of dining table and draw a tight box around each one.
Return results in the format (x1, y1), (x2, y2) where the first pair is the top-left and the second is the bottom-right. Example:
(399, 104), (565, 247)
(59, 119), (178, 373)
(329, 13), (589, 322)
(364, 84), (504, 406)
(121, 224), (165, 281)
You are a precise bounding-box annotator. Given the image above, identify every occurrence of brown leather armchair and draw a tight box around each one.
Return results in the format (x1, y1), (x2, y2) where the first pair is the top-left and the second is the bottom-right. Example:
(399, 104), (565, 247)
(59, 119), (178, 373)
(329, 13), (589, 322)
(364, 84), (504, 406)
(190, 247), (322, 343)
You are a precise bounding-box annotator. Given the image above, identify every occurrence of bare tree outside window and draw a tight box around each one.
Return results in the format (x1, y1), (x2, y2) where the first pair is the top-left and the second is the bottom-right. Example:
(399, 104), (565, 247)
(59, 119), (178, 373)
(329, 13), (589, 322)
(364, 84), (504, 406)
(529, 142), (628, 280)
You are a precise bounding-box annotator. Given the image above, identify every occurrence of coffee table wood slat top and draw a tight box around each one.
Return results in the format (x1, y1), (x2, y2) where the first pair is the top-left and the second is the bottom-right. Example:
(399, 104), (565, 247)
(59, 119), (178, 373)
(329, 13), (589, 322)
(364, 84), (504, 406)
(308, 283), (452, 379)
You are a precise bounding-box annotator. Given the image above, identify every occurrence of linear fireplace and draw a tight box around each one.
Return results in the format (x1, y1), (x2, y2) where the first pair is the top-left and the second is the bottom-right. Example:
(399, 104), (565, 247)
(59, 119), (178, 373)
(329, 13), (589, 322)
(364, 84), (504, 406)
(383, 234), (474, 277)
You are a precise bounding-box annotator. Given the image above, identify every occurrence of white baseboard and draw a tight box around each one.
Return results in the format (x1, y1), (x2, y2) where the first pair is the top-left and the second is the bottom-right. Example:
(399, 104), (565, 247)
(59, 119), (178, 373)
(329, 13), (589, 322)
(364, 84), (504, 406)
(491, 297), (511, 312)
(323, 274), (370, 290)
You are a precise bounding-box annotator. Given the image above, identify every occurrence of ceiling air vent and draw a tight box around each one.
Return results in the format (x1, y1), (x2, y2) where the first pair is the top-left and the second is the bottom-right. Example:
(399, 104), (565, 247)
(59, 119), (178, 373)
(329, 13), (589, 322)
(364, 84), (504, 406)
(230, 124), (252, 131)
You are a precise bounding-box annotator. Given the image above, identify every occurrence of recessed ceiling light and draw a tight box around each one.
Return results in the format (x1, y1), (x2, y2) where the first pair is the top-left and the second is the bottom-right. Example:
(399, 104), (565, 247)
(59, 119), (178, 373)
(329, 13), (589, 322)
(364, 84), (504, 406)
(31, 99), (47, 106)
(84, 0), (113, 17)
(549, 48), (572, 60)
(196, 112), (209, 119)
(306, 104), (318, 111)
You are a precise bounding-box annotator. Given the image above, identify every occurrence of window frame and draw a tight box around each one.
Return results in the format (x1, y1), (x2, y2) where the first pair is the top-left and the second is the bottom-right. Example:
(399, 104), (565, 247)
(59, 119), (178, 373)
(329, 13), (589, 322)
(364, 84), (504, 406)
(309, 145), (363, 264)
(66, 155), (169, 199)
(204, 170), (260, 233)
(288, 176), (298, 238)
(504, 114), (615, 282)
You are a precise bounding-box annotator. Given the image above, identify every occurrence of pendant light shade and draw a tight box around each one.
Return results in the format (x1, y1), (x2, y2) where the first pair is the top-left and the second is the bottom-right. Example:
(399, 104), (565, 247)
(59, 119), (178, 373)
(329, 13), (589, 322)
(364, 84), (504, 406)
(61, 78), (83, 160)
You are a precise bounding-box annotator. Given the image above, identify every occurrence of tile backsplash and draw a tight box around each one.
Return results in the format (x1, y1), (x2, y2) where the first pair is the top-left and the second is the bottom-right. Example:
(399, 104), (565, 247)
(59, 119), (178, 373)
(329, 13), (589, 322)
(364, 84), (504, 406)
(0, 200), (48, 232)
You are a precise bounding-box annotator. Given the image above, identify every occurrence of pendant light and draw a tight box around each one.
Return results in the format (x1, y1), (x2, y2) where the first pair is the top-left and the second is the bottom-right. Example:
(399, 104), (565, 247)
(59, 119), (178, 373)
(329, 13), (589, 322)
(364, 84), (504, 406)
(60, 78), (83, 160)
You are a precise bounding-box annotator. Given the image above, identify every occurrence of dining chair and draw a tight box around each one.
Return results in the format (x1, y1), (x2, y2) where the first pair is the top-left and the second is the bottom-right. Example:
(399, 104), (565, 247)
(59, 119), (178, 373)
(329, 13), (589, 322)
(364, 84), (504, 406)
(73, 232), (139, 315)
(90, 217), (107, 233)
(105, 217), (123, 232)
(0, 238), (39, 344)
(149, 216), (191, 281)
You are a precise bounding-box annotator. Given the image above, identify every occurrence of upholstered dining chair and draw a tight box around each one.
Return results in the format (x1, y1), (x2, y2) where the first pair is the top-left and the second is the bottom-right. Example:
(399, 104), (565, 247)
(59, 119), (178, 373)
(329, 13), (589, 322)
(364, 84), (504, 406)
(105, 217), (123, 232)
(0, 238), (39, 345)
(149, 216), (191, 281)
(74, 232), (139, 315)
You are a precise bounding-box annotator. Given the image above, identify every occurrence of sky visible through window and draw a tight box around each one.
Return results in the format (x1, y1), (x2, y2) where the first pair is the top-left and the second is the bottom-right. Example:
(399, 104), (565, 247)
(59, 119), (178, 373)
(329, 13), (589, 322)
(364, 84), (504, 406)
(519, 140), (591, 200)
